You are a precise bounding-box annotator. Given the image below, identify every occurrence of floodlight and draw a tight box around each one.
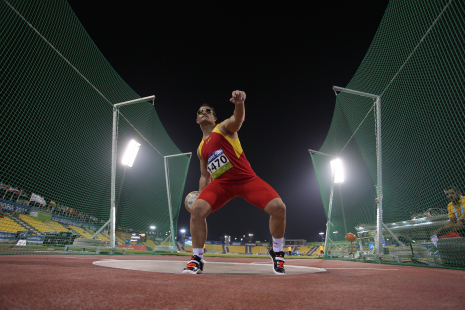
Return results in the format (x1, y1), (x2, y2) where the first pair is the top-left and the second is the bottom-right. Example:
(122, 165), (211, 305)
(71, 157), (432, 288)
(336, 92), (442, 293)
(330, 158), (344, 183)
(180, 229), (185, 233)
(122, 139), (141, 167)
(150, 226), (156, 230)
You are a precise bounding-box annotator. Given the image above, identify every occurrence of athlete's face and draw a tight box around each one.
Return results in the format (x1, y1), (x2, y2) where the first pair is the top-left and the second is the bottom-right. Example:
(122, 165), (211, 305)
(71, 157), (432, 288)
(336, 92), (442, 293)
(196, 106), (216, 124)
(445, 189), (461, 202)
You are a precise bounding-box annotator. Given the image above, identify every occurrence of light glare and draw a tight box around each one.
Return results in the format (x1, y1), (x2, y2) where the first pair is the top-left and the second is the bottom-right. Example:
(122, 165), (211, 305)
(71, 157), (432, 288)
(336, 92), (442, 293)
(122, 139), (141, 167)
(330, 158), (344, 183)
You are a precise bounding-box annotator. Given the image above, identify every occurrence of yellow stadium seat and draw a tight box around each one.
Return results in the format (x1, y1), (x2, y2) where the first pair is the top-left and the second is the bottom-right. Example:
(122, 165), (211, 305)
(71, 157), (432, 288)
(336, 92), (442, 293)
(251, 246), (268, 254)
(228, 245), (246, 253)
(19, 214), (54, 233)
(0, 217), (25, 233)
(69, 225), (93, 239)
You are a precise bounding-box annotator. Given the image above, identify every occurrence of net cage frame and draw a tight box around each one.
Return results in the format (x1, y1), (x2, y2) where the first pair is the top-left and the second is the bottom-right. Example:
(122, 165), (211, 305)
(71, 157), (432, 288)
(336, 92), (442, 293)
(308, 0), (465, 267)
(0, 0), (193, 253)
(310, 86), (384, 258)
(101, 95), (192, 252)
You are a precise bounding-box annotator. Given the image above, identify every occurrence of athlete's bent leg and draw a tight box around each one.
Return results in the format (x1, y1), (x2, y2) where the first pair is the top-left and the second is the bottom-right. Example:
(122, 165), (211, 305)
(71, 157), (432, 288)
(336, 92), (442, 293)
(264, 198), (286, 275)
(182, 199), (212, 274)
(264, 198), (286, 238)
(190, 199), (212, 248)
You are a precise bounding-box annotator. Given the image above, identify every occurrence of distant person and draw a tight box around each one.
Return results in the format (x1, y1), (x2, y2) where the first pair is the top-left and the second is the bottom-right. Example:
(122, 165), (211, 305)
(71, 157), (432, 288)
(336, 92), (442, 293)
(433, 187), (465, 236)
(183, 90), (287, 275)
(288, 246), (292, 256)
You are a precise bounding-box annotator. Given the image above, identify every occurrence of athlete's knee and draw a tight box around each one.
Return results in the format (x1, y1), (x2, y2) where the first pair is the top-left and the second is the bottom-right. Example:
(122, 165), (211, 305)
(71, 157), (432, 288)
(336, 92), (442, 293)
(190, 199), (212, 220)
(264, 198), (286, 219)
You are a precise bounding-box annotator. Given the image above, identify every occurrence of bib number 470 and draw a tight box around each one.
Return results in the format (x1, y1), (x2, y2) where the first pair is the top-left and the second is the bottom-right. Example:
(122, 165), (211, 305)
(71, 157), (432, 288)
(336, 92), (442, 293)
(207, 149), (233, 180)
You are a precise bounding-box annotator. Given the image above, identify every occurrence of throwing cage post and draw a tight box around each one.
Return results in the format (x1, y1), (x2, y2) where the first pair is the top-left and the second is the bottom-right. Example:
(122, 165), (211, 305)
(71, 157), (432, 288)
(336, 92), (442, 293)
(332, 86), (383, 257)
(164, 152), (192, 252)
(110, 96), (155, 251)
(308, 149), (337, 258)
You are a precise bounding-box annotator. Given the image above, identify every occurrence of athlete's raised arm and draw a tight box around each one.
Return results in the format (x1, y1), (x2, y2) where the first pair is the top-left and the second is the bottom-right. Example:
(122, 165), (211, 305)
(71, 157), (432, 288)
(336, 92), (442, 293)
(221, 90), (246, 135)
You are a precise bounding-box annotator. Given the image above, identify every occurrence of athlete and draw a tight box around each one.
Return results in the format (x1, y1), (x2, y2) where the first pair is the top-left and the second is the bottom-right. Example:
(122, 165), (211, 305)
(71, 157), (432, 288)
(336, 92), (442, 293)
(182, 90), (287, 275)
(433, 187), (465, 236)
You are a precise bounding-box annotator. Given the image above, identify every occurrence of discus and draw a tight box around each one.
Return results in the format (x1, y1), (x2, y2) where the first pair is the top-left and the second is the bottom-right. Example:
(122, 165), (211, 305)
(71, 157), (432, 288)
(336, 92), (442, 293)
(184, 191), (199, 213)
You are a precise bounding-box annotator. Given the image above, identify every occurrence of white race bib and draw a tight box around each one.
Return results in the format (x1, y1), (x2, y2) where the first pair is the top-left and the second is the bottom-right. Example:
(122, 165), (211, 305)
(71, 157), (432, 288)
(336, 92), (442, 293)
(207, 149), (233, 180)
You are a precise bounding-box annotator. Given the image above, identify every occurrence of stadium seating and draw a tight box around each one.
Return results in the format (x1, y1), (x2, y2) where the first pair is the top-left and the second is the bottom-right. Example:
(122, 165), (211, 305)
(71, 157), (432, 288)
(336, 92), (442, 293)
(228, 245), (246, 253)
(98, 233), (110, 241)
(251, 246), (268, 254)
(69, 225), (93, 239)
(0, 217), (25, 233)
(46, 221), (70, 233)
(19, 214), (54, 233)
(205, 244), (223, 253)
(295, 246), (313, 255)
(142, 239), (156, 249)
(116, 236), (126, 244)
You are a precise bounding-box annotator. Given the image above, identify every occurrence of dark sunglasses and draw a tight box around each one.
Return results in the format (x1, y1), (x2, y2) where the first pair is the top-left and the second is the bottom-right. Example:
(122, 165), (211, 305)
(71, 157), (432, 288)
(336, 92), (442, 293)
(197, 108), (213, 115)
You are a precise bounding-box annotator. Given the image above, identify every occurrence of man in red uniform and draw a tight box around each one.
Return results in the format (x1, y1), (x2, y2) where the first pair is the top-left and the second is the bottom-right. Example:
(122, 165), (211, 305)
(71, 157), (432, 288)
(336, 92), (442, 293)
(183, 90), (287, 275)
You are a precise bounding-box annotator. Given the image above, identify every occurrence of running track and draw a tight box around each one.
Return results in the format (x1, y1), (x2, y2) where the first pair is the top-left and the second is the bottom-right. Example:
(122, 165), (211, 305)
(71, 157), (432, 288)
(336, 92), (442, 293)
(0, 254), (463, 309)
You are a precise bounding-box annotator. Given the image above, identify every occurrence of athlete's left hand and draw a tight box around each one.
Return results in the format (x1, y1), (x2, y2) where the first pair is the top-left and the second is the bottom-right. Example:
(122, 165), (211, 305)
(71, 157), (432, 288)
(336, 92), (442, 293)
(230, 90), (246, 105)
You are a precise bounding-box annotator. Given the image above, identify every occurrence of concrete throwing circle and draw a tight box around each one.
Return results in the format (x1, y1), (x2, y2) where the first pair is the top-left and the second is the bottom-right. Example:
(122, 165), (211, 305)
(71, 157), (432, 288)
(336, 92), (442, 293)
(93, 259), (326, 275)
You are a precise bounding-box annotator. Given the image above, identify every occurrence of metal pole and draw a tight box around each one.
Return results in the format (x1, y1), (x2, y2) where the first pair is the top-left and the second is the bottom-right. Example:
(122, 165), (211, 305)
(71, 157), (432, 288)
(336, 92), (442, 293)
(164, 156), (176, 252)
(324, 170), (336, 258)
(333, 86), (383, 257)
(110, 107), (118, 249)
(109, 95), (155, 253)
(339, 184), (348, 235)
(114, 95), (155, 108)
(163, 152), (192, 252)
(91, 218), (111, 239)
(308, 149), (336, 158)
(164, 152), (192, 158)
(333, 86), (378, 99)
(375, 96), (383, 257)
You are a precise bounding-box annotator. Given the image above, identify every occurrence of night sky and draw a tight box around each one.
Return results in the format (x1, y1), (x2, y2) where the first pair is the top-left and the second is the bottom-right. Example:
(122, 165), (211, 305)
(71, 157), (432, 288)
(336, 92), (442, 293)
(67, 1), (390, 243)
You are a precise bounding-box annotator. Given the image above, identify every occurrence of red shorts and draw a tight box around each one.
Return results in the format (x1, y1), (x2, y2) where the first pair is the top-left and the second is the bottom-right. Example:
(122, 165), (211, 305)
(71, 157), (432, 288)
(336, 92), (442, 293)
(197, 176), (280, 212)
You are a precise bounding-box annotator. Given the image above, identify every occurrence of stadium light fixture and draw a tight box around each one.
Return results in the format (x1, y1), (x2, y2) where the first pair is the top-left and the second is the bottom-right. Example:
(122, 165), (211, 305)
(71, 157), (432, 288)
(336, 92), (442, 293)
(122, 139), (141, 167)
(150, 226), (156, 230)
(330, 158), (344, 184)
(180, 229), (185, 233)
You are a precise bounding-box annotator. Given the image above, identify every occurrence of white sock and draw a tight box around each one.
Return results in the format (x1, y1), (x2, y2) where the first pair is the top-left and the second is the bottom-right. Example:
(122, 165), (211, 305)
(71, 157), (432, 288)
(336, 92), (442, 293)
(272, 237), (283, 252)
(193, 248), (204, 258)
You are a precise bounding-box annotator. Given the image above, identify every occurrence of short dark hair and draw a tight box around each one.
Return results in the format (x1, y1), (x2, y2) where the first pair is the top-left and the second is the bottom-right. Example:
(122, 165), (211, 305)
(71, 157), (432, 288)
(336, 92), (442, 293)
(198, 104), (216, 117)
(444, 186), (461, 193)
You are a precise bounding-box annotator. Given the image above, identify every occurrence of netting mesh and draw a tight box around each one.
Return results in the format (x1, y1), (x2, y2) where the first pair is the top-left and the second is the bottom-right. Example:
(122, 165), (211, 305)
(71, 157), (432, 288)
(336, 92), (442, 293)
(0, 0), (190, 252)
(312, 0), (465, 267)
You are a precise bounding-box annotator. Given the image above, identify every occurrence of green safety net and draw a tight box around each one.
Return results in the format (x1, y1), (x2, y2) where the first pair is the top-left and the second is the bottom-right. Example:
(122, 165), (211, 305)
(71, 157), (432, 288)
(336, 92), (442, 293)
(312, 0), (465, 268)
(0, 0), (191, 253)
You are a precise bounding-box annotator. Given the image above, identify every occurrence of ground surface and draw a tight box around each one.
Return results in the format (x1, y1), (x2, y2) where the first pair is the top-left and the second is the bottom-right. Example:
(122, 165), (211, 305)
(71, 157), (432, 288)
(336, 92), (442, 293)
(1, 254), (463, 309)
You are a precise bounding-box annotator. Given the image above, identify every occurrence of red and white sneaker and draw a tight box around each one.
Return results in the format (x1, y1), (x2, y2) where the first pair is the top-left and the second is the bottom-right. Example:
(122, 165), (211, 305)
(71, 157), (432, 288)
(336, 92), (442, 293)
(269, 249), (285, 275)
(182, 255), (204, 274)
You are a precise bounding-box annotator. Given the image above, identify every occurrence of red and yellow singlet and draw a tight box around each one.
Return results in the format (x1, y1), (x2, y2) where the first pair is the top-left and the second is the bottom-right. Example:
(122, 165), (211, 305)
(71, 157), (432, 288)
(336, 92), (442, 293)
(198, 124), (256, 183)
(197, 124), (280, 212)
